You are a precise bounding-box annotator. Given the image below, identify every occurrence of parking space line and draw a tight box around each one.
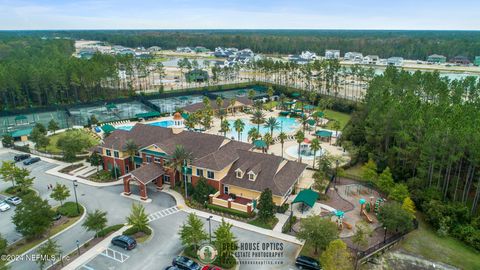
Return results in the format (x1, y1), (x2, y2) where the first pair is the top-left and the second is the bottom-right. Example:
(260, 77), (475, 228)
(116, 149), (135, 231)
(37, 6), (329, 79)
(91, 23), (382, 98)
(100, 248), (130, 263)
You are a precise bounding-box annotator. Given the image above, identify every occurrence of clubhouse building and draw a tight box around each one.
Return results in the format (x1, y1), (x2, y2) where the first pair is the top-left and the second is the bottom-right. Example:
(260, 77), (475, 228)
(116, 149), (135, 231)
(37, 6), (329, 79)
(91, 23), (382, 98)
(97, 113), (307, 213)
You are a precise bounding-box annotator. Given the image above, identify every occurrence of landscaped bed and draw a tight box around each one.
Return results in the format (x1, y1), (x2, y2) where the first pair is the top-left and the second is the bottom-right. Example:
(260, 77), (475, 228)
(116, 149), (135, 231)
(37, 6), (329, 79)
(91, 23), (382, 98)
(44, 129), (98, 154)
(59, 163), (84, 174)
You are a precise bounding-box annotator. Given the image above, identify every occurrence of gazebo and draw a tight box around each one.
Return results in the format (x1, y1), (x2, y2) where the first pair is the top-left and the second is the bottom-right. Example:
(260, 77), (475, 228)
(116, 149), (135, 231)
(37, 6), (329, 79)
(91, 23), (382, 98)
(292, 188), (319, 213)
(315, 130), (333, 143)
(101, 124), (116, 134)
(135, 111), (160, 120)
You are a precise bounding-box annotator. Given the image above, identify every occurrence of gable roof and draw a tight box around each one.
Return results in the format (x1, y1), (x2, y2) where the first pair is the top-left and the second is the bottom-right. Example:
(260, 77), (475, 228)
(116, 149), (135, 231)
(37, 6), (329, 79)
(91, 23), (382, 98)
(192, 140), (252, 170)
(130, 163), (165, 184)
(223, 150), (307, 196)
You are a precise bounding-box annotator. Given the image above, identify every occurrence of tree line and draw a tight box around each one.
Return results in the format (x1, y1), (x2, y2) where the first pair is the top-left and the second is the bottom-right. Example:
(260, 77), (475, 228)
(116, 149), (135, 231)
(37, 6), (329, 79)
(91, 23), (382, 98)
(342, 66), (480, 250)
(7, 30), (480, 60)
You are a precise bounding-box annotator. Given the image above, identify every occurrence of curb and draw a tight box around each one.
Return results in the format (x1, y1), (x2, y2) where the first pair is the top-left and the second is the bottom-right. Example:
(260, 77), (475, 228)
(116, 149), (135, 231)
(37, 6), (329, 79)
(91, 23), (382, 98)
(6, 204), (87, 266)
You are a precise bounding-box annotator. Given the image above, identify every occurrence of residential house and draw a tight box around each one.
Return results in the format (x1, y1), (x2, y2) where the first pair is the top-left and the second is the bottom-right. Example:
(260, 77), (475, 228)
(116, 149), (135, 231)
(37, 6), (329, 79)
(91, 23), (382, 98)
(325, 50), (340, 60)
(194, 46), (210, 53)
(176, 47), (194, 53)
(363, 55), (379, 65)
(214, 47), (239, 58)
(450, 56), (471, 65)
(288, 51), (318, 64)
(387, 57), (404, 67)
(147, 46), (162, 52)
(427, 54), (447, 64)
(344, 52), (363, 62)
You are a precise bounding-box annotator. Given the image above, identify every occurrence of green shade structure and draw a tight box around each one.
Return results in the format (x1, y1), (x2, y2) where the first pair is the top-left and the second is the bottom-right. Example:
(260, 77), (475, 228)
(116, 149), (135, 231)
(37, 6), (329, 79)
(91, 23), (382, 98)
(101, 124), (116, 133)
(313, 111), (325, 118)
(10, 128), (33, 138)
(253, 139), (267, 149)
(359, 198), (366, 205)
(315, 130), (333, 138)
(14, 115), (28, 121)
(303, 105), (316, 110)
(292, 188), (319, 208)
(307, 119), (316, 126)
(283, 101), (296, 105)
(106, 103), (118, 110)
(293, 109), (303, 113)
(179, 96), (189, 101)
(135, 111), (160, 119)
(181, 112), (189, 119)
(279, 111), (290, 116)
(291, 92), (301, 98)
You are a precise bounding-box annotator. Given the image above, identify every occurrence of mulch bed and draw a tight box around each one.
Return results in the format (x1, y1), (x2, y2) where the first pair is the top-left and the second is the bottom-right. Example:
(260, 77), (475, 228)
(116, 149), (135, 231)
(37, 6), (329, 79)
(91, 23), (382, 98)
(59, 164), (84, 174)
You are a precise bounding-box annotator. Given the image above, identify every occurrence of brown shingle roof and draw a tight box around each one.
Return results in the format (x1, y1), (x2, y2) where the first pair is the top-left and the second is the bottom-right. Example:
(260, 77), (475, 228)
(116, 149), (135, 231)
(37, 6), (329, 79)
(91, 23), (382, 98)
(222, 150), (307, 196)
(192, 140), (252, 170)
(130, 163), (164, 184)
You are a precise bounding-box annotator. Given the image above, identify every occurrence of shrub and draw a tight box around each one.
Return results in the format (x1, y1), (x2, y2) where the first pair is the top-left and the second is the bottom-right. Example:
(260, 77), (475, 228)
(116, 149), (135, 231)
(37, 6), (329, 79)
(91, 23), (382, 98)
(58, 202), (84, 217)
(97, 224), (123, 238)
(276, 203), (289, 214)
(4, 186), (35, 197)
(282, 216), (297, 233)
(206, 204), (255, 219)
(123, 226), (152, 236)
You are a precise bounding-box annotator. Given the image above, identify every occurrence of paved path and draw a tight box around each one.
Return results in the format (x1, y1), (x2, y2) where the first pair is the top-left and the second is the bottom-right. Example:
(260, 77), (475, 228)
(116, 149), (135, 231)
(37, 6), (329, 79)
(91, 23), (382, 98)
(273, 213), (290, 232)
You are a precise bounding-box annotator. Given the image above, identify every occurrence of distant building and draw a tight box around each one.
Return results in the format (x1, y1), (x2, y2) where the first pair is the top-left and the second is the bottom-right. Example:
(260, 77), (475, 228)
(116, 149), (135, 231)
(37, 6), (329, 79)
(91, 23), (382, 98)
(214, 47), (239, 58)
(363, 55), (379, 65)
(194, 46), (210, 53)
(147, 46), (162, 52)
(344, 52), (363, 62)
(176, 47), (193, 53)
(78, 48), (96, 59)
(450, 56), (471, 65)
(473, 56), (480, 66)
(325, 50), (340, 60)
(427, 54), (447, 64)
(222, 49), (256, 66)
(288, 51), (317, 64)
(387, 57), (404, 67)
(185, 69), (209, 83)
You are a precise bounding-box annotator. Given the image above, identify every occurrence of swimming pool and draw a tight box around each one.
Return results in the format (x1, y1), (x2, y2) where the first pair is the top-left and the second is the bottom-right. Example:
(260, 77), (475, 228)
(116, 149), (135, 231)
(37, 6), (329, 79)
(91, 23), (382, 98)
(227, 116), (299, 141)
(115, 120), (174, 131)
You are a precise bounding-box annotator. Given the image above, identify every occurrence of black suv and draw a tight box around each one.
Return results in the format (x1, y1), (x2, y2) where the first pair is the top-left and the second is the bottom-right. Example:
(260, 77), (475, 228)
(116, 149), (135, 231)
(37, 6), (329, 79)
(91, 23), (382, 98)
(14, 154), (30, 162)
(111, 235), (137, 250)
(295, 256), (321, 270)
(172, 256), (201, 270)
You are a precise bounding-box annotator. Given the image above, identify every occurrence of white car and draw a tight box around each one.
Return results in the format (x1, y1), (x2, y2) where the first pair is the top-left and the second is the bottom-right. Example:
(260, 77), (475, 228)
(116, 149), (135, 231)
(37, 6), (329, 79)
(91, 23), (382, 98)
(6, 196), (22, 206)
(0, 201), (11, 211)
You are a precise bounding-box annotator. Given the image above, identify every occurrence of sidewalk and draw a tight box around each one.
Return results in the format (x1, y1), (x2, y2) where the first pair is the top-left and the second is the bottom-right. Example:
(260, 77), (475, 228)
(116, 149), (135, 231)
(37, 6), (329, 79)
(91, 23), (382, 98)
(64, 225), (129, 270)
(46, 163), (123, 187)
(273, 213), (290, 233)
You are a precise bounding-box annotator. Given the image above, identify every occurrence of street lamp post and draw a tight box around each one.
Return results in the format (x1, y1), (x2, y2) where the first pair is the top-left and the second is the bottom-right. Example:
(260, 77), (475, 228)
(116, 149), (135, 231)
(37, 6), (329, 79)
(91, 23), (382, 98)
(76, 240), (80, 255)
(183, 160), (188, 198)
(335, 159), (339, 188)
(73, 180), (80, 214)
(383, 226), (387, 243)
(207, 216), (213, 243)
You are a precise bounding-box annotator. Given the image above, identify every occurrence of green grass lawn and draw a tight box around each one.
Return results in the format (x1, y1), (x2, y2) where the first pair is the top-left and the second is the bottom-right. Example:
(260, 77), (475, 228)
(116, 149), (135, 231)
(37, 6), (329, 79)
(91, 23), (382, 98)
(324, 109), (351, 130)
(44, 130), (98, 154)
(247, 217), (279, 229)
(398, 214), (480, 270)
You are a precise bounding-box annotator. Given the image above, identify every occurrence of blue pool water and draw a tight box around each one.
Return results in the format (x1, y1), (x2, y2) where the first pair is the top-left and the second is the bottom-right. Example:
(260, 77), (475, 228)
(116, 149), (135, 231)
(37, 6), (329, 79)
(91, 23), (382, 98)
(149, 120), (175, 128)
(227, 116), (299, 141)
(115, 120), (174, 131)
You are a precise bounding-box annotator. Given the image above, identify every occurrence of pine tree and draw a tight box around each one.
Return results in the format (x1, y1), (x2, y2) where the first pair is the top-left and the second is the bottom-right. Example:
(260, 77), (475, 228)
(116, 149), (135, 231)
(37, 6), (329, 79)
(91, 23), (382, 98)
(320, 239), (353, 270)
(179, 213), (208, 251)
(50, 183), (70, 206)
(402, 197), (416, 217)
(214, 219), (238, 267)
(258, 188), (275, 221)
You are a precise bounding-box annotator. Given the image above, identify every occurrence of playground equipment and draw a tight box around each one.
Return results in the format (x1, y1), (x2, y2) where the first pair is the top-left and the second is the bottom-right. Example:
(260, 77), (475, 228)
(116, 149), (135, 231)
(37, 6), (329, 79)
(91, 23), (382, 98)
(332, 210), (352, 230)
(359, 198), (374, 223)
(374, 198), (385, 214)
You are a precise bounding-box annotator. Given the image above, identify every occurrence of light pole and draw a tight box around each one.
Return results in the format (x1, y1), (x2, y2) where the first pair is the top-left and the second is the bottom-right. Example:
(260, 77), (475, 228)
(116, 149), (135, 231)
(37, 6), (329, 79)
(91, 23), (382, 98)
(112, 143), (118, 180)
(334, 159), (339, 188)
(73, 180), (80, 214)
(76, 240), (80, 255)
(183, 159), (188, 198)
(207, 216), (213, 243)
(383, 226), (387, 243)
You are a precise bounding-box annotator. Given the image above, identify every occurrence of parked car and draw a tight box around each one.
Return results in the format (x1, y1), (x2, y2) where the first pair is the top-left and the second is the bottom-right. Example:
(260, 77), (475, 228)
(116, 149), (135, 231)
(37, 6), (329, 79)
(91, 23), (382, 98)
(14, 154), (30, 162)
(165, 266), (180, 270)
(172, 256), (201, 270)
(23, 157), (40, 165)
(53, 212), (62, 221)
(6, 196), (22, 206)
(0, 201), (11, 211)
(295, 256), (321, 270)
(201, 266), (222, 270)
(111, 235), (136, 250)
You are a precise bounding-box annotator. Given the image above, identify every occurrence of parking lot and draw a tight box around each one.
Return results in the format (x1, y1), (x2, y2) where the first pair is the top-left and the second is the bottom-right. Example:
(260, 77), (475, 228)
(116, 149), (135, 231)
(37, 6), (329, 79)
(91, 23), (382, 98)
(80, 211), (301, 270)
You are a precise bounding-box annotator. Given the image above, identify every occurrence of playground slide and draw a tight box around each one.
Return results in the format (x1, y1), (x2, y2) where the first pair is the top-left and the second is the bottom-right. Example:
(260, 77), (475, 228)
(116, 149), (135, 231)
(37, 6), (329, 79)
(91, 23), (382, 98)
(343, 221), (353, 230)
(362, 210), (373, 223)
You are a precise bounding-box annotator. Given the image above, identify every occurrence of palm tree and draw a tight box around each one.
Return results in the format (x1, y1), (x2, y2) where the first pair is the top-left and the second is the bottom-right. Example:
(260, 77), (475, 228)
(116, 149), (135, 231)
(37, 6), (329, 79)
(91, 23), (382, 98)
(310, 138), (321, 170)
(251, 109), (266, 130)
(294, 130), (305, 163)
(264, 117), (279, 137)
(332, 120), (341, 137)
(247, 89), (256, 104)
(216, 96), (223, 111)
(233, 119), (245, 141)
(300, 114), (309, 133)
(248, 127), (260, 142)
(229, 98), (237, 115)
(218, 108), (227, 122)
(184, 114), (197, 130)
(171, 145), (193, 194)
(279, 132), (288, 158)
(220, 119), (230, 137)
(263, 133), (273, 151)
(124, 139), (138, 168)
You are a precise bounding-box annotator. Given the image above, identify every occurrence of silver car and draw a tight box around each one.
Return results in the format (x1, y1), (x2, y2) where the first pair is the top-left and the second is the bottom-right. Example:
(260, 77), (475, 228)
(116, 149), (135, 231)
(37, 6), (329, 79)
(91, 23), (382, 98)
(0, 201), (11, 211)
(6, 196), (22, 206)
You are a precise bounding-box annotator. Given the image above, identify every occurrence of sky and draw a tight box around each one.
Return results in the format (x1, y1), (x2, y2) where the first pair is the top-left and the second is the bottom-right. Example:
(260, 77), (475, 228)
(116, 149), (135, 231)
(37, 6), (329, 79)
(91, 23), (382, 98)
(0, 0), (479, 30)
